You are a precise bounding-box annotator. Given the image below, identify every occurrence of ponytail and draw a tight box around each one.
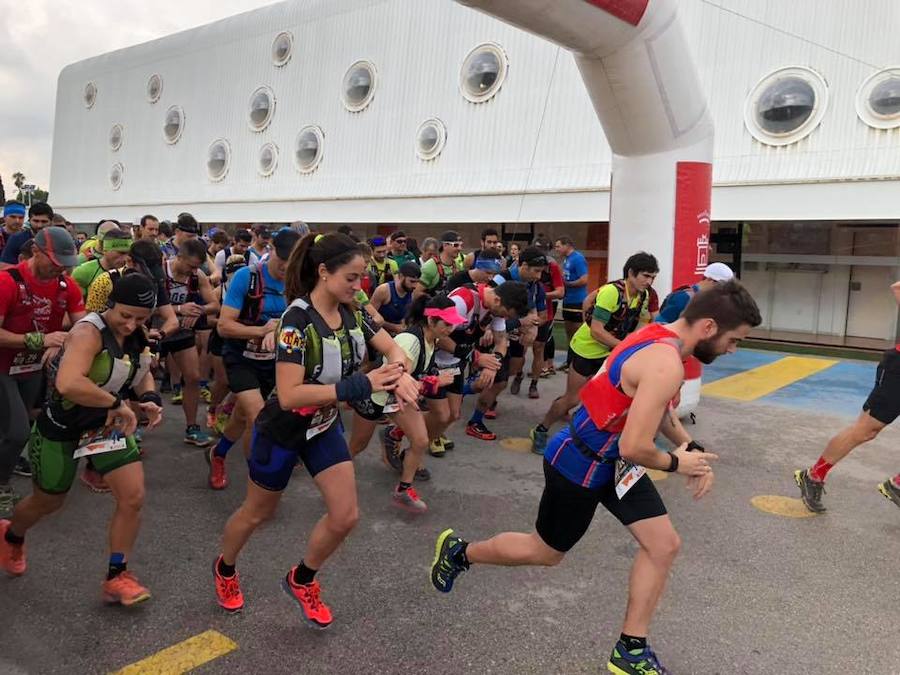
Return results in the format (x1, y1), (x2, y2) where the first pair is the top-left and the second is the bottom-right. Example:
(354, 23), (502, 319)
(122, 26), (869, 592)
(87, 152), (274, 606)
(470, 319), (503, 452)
(285, 233), (362, 302)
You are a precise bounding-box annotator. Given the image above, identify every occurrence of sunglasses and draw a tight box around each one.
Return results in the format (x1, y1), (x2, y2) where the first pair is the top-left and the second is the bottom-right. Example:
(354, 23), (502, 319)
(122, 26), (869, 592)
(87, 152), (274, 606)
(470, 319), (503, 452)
(393, 238), (407, 245)
(445, 241), (463, 248)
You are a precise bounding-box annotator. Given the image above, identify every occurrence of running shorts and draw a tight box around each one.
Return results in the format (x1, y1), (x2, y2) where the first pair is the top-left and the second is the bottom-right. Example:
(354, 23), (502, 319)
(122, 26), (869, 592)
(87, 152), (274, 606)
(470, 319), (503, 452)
(561, 302), (583, 323)
(208, 327), (224, 357)
(535, 459), (667, 553)
(248, 422), (349, 491)
(159, 328), (196, 357)
(863, 349), (900, 425)
(29, 426), (141, 494)
(223, 353), (276, 398)
(536, 321), (553, 343)
(568, 348), (606, 378)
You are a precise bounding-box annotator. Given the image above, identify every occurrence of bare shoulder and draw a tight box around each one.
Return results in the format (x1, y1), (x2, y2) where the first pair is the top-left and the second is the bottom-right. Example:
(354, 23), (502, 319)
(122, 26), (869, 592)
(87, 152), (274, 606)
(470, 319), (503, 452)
(621, 343), (683, 390)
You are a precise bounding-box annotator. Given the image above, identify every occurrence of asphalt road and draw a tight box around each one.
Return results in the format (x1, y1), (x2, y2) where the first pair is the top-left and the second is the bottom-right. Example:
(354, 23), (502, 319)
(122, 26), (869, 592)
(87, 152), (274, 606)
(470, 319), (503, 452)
(2, 357), (899, 674)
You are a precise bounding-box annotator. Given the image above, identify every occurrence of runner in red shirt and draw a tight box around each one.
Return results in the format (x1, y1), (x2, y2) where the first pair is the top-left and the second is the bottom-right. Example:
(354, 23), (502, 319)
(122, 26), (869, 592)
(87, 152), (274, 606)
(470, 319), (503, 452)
(0, 227), (85, 513)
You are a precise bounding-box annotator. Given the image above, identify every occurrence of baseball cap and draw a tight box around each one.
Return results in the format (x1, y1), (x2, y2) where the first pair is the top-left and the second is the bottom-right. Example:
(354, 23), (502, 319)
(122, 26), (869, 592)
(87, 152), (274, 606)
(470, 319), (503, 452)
(273, 229), (301, 260)
(399, 262), (421, 278)
(703, 262), (734, 283)
(34, 226), (78, 268)
(425, 306), (466, 326)
(440, 230), (461, 243)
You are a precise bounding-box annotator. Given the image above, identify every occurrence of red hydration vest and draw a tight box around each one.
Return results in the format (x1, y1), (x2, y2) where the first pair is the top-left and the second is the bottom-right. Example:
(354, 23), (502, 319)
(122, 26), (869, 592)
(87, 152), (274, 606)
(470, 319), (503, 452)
(579, 323), (683, 433)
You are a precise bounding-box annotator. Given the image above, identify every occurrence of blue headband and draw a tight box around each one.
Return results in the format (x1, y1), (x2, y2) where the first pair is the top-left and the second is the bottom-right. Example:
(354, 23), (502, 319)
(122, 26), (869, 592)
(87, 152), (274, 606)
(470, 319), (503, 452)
(4, 203), (26, 218)
(474, 258), (502, 272)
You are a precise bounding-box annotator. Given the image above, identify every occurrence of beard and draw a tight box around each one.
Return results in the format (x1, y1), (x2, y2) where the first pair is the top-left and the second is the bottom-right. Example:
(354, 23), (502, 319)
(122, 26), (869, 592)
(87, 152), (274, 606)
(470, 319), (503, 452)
(693, 337), (721, 365)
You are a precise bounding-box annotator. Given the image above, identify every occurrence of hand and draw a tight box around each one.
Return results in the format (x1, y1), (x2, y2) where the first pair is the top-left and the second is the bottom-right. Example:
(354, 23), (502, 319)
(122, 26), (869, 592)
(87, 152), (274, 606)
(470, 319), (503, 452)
(479, 329), (493, 347)
(41, 347), (60, 366)
(261, 331), (276, 352)
(138, 401), (163, 430)
(181, 315), (199, 330)
(686, 470), (715, 500)
(392, 373), (421, 409)
(105, 403), (138, 437)
(673, 444), (719, 478)
(259, 318), (280, 337)
(475, 368), (496, 390)
(366, 362), (404, 393)
(180, 302), (203, 317)
(477, 353), (501, 372)
(43, 331), (68, 348)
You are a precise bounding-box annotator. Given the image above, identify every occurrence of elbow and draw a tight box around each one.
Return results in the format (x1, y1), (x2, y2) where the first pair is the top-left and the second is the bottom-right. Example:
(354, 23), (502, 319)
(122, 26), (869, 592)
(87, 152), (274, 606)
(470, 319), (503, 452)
(618, 442), (638, 462)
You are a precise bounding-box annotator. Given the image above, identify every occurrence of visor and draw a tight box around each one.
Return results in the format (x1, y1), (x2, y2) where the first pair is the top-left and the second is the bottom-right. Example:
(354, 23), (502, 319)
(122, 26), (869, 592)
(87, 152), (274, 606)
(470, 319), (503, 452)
(425, 307), (466, 326)
(102, 238), (133, 253)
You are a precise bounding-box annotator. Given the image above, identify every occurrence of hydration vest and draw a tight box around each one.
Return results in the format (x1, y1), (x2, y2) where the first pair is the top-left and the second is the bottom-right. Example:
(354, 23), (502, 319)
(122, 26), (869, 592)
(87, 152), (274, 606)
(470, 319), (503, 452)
(287, 297), (366, 385)
(587, 279), (648, 340)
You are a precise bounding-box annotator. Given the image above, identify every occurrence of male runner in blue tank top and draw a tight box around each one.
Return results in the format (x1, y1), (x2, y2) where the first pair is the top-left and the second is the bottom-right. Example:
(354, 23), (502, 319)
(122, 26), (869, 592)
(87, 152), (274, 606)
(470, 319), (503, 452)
(369, 262), (420, 336)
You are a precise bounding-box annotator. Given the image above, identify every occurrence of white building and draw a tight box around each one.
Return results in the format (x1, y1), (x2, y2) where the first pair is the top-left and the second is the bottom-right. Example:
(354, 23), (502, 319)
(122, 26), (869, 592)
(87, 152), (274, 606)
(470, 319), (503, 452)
(50, 0), (900, 349)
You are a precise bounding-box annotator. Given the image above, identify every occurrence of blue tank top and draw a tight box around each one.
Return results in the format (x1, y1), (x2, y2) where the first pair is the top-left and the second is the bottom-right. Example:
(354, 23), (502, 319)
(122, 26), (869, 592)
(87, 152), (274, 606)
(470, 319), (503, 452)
(379, 281), (411, 323)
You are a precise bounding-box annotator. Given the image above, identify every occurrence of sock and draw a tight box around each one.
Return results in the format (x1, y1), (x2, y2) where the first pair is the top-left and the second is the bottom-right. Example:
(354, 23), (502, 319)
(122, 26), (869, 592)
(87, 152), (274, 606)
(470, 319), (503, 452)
(891, 473), (900, 489)
(452, 541), (470, 567)
(107, 552), (127, 580)
(808, 456), (834, 483)
(389, 426), (405, 441)
(200, 380), (209, 388)
(213, 435), (236, 459)
(217, 557), (236, 578)
(469, 409), (485, 425)
(531, 379), (539, 386)
(4, 528), (24, 546)
(292, 560), (317, 586)
(535, 424), (548, 433)
(620, 633), (647, 652)
(397, 481), (412, 492)
(173, 383), (182, 392)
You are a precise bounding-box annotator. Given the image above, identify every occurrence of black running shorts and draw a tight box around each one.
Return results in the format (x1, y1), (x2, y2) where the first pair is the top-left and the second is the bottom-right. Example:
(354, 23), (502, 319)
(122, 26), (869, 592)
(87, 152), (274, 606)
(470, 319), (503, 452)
(567, 348), (606, 378)
(535, 459), (668, 553)
(224, 353), (276, 398)
(863, 349), (900, 425)
(561, 302), (583, 323)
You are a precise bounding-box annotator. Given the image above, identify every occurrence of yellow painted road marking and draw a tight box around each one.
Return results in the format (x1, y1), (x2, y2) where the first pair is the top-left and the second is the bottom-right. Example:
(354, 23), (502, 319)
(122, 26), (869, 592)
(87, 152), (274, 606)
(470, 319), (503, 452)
(646, 469), (668, 482)
(500, 437), (535, 453)
(750, 495), (818, 519)
(112, 630), (237, 675)
(701, 356), (837, 401)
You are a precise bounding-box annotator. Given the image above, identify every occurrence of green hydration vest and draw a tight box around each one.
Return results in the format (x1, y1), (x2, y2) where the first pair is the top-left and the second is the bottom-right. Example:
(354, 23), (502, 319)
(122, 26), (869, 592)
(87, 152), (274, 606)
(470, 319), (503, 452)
(288, 297), (366, 384)
(41, 313), (151, 440)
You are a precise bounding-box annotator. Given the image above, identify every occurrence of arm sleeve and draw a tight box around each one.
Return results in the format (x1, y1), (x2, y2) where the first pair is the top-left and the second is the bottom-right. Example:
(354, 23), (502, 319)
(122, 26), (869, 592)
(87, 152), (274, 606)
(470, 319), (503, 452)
(223, 267), (250, 311)
(592, 284), (620, 324)
(275, 307), (309, 366)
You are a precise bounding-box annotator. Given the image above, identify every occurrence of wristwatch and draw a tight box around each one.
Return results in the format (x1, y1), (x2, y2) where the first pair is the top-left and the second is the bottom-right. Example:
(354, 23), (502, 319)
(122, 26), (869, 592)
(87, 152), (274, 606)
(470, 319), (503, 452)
(686, 440), (705, 452)
(108, 394), (122, 410)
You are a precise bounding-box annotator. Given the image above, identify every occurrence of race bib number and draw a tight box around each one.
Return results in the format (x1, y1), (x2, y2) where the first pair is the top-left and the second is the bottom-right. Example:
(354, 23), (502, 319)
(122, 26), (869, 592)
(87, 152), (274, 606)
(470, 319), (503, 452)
(73, 433), (127, 459)
(9, 350), (43, 376)
(439, 367), (460, 377)
(614, 459), (646, 500)
(306, 405), (338, 440)
(243, 337), (275, 361)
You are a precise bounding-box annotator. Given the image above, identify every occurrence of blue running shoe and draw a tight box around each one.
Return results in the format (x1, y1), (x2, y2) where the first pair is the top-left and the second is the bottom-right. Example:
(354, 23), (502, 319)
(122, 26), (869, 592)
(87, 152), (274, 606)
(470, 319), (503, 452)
(430, 529), (469, 593)
(530, 426), (548, 455)
(607, 641), (670, 675)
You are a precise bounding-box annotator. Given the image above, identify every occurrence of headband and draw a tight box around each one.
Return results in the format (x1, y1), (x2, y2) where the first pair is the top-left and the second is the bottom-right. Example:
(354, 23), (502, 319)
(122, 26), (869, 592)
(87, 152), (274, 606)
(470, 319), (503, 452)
(3, 203), (26, 218)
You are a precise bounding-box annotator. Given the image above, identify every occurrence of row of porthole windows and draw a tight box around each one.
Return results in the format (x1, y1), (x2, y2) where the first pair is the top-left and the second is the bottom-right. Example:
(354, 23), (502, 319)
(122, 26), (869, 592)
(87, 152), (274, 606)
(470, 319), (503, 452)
(747, 66), (900, 145)
(108, 119), (447, 189)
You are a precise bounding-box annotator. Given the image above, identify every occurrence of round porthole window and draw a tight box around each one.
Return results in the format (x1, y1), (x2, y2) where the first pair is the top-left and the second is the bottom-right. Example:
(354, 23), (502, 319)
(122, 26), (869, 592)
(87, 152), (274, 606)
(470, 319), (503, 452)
(416, 119), (447, 160)
(248, 86), (275, 131)
(856, 68), (900, 129)
(207, 139), (231, 182)
(147, 74), (162, 103)
(258, 142), (279, 177)
(109, 163), (124, 190)
(342, 61), (377, 112)
(294, 126), (324, 174)
(460, 43), (508, 103)
(84, 81), (97, 109)
(744, 67), (828, 146)
(109, 124), (123, 151)
(272, 32), (293, 67)
(163, 105), (185, 144)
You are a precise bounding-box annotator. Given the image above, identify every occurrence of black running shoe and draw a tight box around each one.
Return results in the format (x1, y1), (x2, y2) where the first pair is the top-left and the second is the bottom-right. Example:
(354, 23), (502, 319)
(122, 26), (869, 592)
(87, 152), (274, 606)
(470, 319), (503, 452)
(510, 373), (523, 395)
(380, 426), (404, 473)
(13, 456), (32, 478)
(430, 529), (469, 593)
(794, 469), (826, 513)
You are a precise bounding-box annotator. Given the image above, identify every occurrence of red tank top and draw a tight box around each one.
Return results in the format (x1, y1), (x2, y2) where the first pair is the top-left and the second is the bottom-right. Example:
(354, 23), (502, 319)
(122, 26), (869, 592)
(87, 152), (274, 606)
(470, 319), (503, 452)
(579, 323), (683, 433)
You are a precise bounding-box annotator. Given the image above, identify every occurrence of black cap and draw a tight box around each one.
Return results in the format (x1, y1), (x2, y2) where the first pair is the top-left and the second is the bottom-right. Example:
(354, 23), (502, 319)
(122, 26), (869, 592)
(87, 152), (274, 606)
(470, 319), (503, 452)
(273, 229), (301, 260)
(399, 262), (421, 278)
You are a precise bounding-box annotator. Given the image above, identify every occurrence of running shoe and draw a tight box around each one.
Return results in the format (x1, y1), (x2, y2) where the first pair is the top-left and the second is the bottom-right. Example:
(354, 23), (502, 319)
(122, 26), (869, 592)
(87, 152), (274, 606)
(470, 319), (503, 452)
(484, 403), (497, 420)
(607, 641), (671, 675)
(80, 468), (110, 494)
(0, 519), (26, 576)
(466, 422), (496, 441)
(102, 571), (151, 607)
(206, 447), (228, 490)
(13, 456), (32, 478)
(393, 485), (427, 513)
(212, 555), (244, 612)
(530, 426), (548, 455)
(557, 362), (569, 374)
(510, 373), (523, 396)
(380, 426), (404, 472)
(415, 467), (432, 481)
(170, 386), (183, 405)
(878, 479), (900, 510)
(430, 528), (469, 593)
(282, 572), (333, 629)
(429, 437), (446, 457)
(528, 382), (540, 399)
(794, 469), (826, 513)
(200, 386), (212, 404)
(441, 436), (455, 451)
(540, 365), (555, 378)
(185, 425), (213, 447)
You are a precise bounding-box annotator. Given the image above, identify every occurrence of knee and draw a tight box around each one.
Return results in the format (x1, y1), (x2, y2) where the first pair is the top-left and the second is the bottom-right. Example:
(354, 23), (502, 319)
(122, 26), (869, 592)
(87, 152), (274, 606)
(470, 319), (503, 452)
(118, 488), (145, 513)
(329, 505), (359, 535)
(646, 531), (681, 563)
(243, 502), (276, 528)
(406, 432), (429, 453)
(855, 423), (881, 443)
(182, 369), (201, 386)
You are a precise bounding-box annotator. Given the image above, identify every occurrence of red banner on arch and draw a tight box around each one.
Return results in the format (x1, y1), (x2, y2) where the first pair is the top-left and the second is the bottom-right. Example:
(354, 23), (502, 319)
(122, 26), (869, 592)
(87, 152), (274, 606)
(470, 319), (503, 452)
(672, 162), (713, 289)
(582, 0), (650, 27)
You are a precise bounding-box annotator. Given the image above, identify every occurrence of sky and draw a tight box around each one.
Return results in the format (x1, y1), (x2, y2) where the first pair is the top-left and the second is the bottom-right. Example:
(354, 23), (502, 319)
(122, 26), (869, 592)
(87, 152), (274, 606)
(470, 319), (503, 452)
(0, 0), (274, 194)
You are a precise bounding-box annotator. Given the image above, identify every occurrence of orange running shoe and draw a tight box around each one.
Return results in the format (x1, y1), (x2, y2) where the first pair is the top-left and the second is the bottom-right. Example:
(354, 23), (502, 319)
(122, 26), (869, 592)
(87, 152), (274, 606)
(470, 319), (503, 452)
(0, 519), (26, 576)
(102, 571), (150, 606)
(213, 555), (244, 612)
(282, 572), (333, 629)
(205, 447), (229, 490)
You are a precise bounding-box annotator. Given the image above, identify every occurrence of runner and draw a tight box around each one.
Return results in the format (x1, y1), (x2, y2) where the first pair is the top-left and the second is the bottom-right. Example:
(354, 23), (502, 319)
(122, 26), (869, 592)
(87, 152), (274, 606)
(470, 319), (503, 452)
(443, 249), (503, 292)
(527, 237), (565, 391)
(0, 227), (85, 514)
(159, 238), (217, 446)
(530, 252), (659, 453)
(387, 230), (417, 267)
(78, 220), (122, 265)
(159, 213), (201, 260)
(430, 281), (761, 675)
(654, 262), (734, 324)
(555, 236), (589, 368)
(0, 201), (54, 268)
(72, 228), (133, 298)
(463, 228), (501, 270)
(795, 278), (900, 513)
(0, 200), (26, 255)
(414, 231), (465, 298)
(206, 229), (299, 490)
(424, 279), (529, 454)
(368, 262), (420, 336)
(137, 215), (160, 243)
(366, 236), (399, 287)
(213, 229), (253, 283)
(211, 232), (420, 624)
(348, 294), (465, 511)
(248, 224), (271, 264)
(0, 274), (163, 606)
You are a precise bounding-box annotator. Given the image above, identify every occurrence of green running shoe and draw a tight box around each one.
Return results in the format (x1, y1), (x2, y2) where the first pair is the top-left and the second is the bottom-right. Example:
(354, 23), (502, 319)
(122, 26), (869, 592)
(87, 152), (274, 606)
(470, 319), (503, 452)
(607, 641), (670, 675)
(878, 479), (900, 510)
(430, 529), (468, 593)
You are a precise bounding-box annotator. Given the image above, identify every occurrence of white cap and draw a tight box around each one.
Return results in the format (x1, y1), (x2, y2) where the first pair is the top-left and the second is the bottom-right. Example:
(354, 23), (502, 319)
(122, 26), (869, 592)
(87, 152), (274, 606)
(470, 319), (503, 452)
(703, 262), (734, 283)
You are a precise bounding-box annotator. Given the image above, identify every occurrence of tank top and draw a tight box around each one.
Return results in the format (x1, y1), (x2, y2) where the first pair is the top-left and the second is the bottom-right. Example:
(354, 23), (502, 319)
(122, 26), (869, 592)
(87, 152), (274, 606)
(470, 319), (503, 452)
(379, 281), (412, 324)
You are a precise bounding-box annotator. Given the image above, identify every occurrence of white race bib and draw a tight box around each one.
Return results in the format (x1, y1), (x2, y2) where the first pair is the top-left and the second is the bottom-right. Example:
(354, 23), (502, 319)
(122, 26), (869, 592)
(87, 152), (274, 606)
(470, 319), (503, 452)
(614, 459), (646, 500)
(306, 406), (338, 440)
(243, 337), (276, 361)
(8, 350), (43, 376)
(73, 434), (127, 459)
